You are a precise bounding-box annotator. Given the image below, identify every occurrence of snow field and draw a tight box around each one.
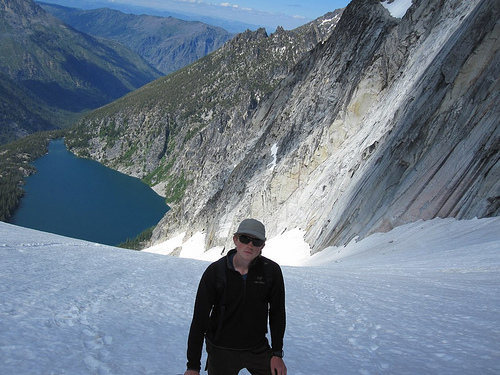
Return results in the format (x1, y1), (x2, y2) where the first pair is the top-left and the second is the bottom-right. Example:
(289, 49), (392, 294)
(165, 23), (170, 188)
(1, 217), (499, 374)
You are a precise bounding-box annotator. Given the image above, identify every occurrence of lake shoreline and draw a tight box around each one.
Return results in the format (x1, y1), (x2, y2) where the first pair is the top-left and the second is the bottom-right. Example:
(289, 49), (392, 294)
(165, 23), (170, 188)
(10, 139), (169, 246)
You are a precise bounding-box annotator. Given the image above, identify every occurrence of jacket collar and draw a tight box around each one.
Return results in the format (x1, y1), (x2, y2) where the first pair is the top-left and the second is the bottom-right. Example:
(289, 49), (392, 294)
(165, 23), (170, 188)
(226, 248), (261, 271)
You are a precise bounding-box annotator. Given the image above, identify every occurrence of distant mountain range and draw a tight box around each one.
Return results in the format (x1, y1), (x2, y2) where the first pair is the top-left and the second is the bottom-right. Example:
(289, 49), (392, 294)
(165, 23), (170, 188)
(38, 2), (233, 74)
(0, 0), (232, 145)
(0, 0), (162, 143)
(36, 0), (261, 33)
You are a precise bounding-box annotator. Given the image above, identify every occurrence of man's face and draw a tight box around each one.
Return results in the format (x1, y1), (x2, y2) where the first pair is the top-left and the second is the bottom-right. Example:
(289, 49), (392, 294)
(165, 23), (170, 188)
(233, 234), (265, 262)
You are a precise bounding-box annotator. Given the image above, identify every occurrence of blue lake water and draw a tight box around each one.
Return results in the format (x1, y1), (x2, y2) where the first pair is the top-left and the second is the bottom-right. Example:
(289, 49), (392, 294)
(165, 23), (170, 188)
(10, 139), (169, 246)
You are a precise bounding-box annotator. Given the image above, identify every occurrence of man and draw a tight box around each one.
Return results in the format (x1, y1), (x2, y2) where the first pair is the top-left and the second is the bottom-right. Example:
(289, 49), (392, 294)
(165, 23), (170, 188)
(184, 219), (287, 375)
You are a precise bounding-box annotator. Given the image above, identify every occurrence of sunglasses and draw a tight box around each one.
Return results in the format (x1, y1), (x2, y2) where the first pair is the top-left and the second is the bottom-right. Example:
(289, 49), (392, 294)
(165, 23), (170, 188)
(238, 234), (265, 247)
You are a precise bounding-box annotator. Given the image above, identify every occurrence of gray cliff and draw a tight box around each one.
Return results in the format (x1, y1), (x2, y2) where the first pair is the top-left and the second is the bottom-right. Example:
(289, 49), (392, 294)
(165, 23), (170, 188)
(68, 0), (499, 254)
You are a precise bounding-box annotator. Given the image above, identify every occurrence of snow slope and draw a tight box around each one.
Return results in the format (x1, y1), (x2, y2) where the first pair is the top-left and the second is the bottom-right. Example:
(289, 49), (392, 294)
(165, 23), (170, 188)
(1, 217), (499, 374)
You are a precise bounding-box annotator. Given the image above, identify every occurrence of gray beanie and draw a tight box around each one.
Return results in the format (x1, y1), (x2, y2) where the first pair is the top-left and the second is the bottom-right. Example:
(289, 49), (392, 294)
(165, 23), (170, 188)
(235, 219), (266, 241)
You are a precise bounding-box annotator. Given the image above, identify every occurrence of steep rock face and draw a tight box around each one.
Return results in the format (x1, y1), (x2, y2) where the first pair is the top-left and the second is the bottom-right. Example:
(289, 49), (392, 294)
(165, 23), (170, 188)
(151, 0), (401, 248)
(310, 0), (500, 251)
(68, 0), (498, 254)
(66, 12), (343, 193)
(151, 0), (498, 252)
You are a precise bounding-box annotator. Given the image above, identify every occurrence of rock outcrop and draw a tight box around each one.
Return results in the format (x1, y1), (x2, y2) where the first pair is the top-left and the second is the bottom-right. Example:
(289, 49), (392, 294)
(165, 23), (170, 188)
(68, 0), (499, 254)
(152, 0), (498, 253)
(66, 11), (343, 197)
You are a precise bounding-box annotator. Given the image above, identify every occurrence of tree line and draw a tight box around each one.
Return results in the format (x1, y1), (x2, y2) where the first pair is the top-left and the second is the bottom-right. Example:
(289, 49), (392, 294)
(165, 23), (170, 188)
(0, 130), (66, 222)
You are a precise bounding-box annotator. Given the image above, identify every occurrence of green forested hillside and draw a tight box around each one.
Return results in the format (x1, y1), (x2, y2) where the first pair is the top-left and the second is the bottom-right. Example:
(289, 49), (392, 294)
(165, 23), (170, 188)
(0, 0), (161, 144)
(0, 72), (57, 144)
(0, 130), (65, 221)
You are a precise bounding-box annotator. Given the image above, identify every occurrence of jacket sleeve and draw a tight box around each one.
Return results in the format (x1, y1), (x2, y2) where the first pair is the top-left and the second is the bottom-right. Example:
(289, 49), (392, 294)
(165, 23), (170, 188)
(268, 264), (286, 353)
(186, 265), (216, 371)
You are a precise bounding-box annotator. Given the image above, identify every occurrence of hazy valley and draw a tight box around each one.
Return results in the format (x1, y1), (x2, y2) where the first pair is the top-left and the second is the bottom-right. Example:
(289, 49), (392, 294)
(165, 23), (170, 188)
(0, 0), (235, 222)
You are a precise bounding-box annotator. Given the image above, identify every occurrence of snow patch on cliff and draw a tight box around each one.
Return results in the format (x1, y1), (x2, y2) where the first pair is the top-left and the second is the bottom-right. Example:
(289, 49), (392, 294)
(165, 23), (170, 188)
(147, 231), (222, 261)
(264, 228), (311, 266)
(381, 0), (413, 18)
(147, 232), (185, 255)
(268, 143), (278, 171)
(145, 226), (311, 266)
(179, 232), (224, 261)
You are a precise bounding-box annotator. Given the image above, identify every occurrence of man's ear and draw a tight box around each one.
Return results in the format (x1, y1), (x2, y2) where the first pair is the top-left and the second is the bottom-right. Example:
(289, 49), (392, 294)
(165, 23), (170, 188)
(233, 234), (238, 246)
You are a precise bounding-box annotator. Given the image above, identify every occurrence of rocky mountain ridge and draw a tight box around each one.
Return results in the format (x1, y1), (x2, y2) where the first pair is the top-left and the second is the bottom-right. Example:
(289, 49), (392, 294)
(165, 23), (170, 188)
(67, 0), (498, 254)
(66, 10), (343, 202)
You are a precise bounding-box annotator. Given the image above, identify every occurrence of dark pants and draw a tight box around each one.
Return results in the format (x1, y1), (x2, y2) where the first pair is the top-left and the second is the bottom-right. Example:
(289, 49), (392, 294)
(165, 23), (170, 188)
(206, 344), (272, 375)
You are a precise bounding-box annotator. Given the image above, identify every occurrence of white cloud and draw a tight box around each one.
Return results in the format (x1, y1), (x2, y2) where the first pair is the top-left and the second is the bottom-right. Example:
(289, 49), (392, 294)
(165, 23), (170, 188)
(219, 2), (247, 10)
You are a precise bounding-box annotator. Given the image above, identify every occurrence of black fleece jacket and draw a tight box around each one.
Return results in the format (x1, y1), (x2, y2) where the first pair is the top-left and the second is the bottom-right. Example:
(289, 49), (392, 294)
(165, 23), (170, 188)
(186, 249), (286, 371)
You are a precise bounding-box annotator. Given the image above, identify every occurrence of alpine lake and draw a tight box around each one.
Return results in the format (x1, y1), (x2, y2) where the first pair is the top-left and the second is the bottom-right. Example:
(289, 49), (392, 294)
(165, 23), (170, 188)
(10, 139), (169, 246)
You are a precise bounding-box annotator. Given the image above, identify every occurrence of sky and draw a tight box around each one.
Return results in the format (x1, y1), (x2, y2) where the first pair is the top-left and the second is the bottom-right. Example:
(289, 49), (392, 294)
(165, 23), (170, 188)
(88, 0), (351, 30)
(1, 217), (499, 374)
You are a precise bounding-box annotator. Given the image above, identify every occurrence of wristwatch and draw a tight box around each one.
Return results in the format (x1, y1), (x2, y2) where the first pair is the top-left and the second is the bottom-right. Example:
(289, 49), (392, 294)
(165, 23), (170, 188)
(271, 350), (284, 358)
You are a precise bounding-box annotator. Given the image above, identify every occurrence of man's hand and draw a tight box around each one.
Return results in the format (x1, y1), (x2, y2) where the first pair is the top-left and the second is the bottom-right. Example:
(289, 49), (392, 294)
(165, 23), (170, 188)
(271, 356), (287, 375)
(184, 370), (199, 375)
